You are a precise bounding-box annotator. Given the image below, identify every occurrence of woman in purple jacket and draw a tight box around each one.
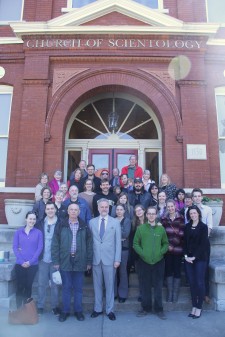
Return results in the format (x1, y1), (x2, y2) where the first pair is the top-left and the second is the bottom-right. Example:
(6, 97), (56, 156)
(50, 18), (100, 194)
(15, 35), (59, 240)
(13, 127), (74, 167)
(13, 211), (43, 308)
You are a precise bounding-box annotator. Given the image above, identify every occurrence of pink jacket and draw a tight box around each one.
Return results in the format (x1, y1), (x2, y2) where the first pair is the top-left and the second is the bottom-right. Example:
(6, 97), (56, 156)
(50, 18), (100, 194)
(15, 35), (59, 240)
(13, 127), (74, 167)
(49, 178), (60, 197)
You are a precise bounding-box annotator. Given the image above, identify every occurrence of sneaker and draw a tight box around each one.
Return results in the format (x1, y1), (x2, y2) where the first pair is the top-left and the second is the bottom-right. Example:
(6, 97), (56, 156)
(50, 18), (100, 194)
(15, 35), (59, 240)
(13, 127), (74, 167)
(156, 311), (167, 320)
(52, 307), (61, 316)
(37, 308), (44, 315)
(136, 309), (148, 317)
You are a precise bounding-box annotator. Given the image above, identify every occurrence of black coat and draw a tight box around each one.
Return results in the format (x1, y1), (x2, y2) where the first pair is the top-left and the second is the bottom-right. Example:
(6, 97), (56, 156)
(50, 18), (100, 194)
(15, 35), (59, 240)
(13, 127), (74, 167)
(183, 221), (209, 261)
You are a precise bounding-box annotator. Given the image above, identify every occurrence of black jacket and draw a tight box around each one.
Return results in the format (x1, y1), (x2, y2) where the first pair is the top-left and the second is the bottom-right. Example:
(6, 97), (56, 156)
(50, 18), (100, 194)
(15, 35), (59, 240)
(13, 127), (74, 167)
(183, 221), (208, 261)
(128, 190), (152, 209)
(92, 192), (118, 217)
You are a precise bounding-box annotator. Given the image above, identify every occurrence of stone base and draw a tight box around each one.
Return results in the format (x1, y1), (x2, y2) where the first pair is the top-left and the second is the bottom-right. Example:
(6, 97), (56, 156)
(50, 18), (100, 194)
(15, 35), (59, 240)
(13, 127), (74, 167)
(210, 227), (225, 259)
(0, 294), (16, 310)
(0, 262), (16, 309)
(210, 258), (225, 311)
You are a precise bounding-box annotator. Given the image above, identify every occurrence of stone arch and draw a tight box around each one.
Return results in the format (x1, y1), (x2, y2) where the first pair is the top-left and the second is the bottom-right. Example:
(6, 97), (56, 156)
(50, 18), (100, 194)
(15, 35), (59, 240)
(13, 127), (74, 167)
(45, 68), (182, 142)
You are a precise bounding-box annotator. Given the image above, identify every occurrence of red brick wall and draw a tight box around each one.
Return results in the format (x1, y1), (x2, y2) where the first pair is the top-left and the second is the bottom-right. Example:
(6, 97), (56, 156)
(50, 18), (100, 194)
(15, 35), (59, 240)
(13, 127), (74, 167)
(176, 0), (206, 22)
(52, 0), (67, 19)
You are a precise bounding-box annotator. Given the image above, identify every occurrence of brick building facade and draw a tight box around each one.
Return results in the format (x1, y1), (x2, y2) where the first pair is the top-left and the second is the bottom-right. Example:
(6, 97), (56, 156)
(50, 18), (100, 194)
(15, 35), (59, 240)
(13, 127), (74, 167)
(0, 0), (225, 224)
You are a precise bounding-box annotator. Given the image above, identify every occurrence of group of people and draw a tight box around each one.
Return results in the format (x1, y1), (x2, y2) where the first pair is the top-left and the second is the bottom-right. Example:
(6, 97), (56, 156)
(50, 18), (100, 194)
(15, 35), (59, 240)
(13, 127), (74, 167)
(12, 155), (213, 322)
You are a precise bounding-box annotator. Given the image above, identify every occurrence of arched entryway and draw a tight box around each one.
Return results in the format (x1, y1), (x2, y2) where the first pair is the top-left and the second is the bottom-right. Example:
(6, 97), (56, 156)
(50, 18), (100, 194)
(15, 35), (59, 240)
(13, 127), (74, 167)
(64, 92), (162, 182)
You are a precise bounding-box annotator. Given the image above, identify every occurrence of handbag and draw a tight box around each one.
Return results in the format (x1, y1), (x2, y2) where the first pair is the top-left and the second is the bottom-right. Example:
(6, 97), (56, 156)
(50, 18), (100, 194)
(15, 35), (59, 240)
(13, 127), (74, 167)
(8, 298), (38, 325)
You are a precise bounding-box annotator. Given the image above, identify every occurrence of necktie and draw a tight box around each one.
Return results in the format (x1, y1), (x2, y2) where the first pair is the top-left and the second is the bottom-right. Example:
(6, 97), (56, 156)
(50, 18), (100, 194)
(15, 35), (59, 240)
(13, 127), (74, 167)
(100, 218), (105, 240)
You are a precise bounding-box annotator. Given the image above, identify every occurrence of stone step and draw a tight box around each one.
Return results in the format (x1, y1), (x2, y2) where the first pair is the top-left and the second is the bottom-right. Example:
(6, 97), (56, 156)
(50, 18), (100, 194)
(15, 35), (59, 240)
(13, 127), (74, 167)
(30, 275), (215, 312)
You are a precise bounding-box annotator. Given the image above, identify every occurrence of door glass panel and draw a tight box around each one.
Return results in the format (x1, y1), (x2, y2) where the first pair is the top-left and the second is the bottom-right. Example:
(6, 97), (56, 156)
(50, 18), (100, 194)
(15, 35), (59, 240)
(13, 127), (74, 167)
(92, 154), (109, 171)
(145, 152), (159, 184)
(67, 151), (81, 181)
(117, 154), (133, 172)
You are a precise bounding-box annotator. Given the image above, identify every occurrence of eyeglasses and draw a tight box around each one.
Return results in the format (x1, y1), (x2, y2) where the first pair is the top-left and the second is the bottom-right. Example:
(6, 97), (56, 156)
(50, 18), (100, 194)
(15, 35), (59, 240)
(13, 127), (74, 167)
(47, 225), (51, 233)
(102, 172), (109, 175)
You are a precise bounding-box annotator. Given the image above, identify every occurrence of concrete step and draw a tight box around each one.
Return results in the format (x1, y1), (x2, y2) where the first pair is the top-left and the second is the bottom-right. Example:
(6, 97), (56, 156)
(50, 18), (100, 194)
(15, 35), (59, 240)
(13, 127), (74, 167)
(30, 272), (215, 312)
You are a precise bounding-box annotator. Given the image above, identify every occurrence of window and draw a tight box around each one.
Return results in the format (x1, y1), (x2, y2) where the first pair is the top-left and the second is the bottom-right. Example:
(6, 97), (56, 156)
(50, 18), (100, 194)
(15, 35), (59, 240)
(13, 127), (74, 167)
(215, 87), (225, 188)
(206, 0), (225, 23)
(67, 0), (163, 10)
(133, 0), (159, 9)
(0, 86), (13, 187)
(0, 0), (23, 21)
(71, 0), (96, 8)
(69, 97), (158, 140)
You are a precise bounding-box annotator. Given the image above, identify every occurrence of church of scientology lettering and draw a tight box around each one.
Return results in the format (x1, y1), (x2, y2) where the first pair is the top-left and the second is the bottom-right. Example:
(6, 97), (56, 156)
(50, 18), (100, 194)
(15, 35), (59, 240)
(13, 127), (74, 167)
(25, 38), (204, 50)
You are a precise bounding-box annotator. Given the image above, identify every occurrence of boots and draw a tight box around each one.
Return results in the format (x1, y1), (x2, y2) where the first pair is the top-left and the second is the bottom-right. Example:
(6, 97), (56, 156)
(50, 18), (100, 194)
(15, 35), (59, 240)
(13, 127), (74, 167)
(166, 277), (173, 302)
(173, 278), (181, 303)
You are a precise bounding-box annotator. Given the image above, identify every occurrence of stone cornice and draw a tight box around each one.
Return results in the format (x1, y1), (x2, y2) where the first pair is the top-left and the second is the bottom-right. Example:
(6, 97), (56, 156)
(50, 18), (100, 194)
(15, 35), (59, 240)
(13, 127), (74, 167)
(0, 37), (23, 45)
(9, 0), (219, 39)
(207, 39), (225, 46)
(10, 23), (219, 38)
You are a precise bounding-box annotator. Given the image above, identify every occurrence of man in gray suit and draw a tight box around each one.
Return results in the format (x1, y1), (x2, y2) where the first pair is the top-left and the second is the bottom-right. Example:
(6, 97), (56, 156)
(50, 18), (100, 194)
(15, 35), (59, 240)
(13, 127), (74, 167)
(89, 198), (121, 321)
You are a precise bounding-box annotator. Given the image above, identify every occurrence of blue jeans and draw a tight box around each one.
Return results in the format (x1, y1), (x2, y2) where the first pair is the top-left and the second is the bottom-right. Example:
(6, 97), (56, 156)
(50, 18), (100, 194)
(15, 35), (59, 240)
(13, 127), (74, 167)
(37, 260), (59, 309)
(185, 260), (207, 309)
(60, 270), (84, 313)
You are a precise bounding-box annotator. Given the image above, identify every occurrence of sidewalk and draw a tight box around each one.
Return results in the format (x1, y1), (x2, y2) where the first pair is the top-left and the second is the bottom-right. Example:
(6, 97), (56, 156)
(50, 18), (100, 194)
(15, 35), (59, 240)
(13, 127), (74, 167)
(0, 308), (224, 337)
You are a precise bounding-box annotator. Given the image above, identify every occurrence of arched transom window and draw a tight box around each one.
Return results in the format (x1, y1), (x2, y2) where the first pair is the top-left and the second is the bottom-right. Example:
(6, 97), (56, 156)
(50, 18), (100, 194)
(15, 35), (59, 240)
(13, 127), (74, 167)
(69, 97), (158, 140)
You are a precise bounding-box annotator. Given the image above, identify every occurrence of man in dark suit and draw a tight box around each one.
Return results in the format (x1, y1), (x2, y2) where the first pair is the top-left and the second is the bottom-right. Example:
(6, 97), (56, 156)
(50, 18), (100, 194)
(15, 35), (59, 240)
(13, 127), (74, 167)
(89, 198), (121, 321)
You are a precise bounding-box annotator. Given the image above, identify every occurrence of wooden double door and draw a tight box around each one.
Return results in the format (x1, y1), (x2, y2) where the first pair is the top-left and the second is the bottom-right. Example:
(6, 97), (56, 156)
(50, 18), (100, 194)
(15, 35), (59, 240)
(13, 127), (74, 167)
(88, 149), (138, 178)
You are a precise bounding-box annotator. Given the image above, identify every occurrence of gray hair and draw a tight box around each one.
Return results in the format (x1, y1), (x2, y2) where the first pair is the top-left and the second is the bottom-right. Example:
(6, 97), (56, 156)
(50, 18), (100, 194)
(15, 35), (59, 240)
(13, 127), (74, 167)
(54, 170), (62, 176)
(143, 169), (151, 175)
(97, 198), (110, 205)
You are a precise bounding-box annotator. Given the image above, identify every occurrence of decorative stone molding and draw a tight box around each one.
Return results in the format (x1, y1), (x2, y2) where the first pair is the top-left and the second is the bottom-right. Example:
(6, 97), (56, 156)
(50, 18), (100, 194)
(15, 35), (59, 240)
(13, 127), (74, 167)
(177, 80), (206, 87)
(52, 68), (89, 96)
(140, 69), (175, 96)
(22, 79), (51, 86)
